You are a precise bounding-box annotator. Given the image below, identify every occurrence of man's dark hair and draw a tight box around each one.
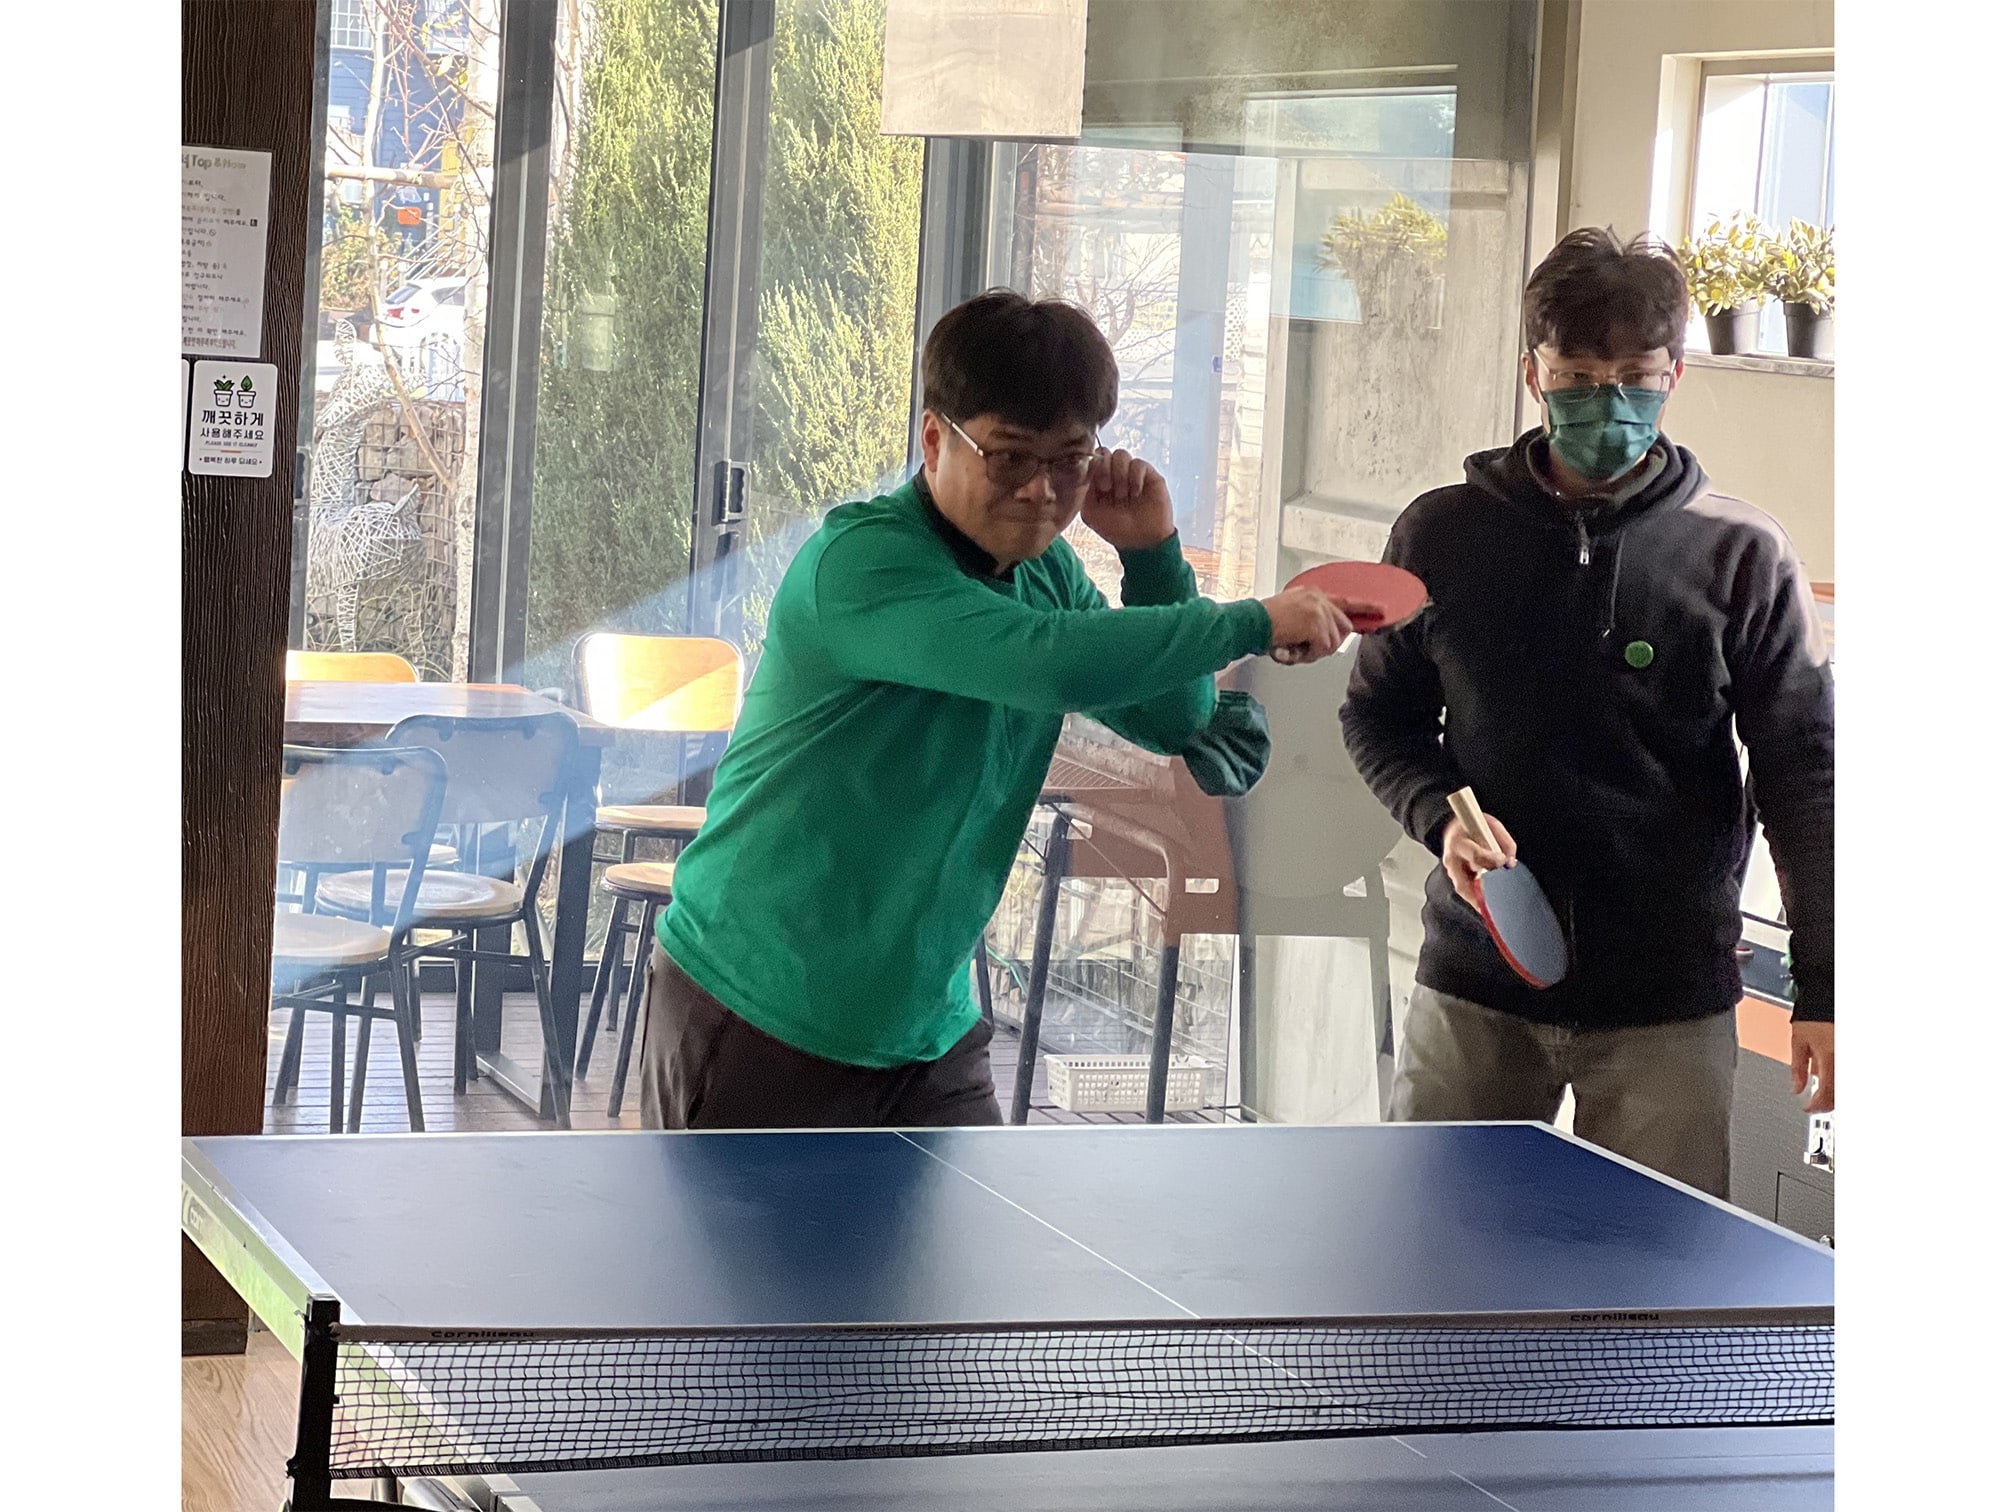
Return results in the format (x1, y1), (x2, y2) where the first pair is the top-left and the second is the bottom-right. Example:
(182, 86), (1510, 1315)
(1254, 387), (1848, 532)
(1523, 228), (1689, 361)
(922, 290), (1119, 433)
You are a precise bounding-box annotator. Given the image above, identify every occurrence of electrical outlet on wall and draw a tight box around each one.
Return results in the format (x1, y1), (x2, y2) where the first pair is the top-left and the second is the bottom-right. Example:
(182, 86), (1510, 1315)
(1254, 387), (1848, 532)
(1804, 1112), (1834, 1174)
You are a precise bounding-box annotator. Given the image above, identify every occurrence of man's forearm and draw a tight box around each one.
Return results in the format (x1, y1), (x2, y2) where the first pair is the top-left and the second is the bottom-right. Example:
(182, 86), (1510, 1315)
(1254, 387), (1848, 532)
(1731, 559), (1835, 1020)
(1090, 534), (1218, 752)
(1339, 704), (1464, 851)
(820, 557), (1273, 713)
(1759, 795), (1833, 1022)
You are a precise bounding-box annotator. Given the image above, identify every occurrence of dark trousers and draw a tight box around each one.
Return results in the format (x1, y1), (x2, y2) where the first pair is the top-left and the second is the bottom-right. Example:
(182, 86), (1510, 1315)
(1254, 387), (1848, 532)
(637, 946), (1004, 1130)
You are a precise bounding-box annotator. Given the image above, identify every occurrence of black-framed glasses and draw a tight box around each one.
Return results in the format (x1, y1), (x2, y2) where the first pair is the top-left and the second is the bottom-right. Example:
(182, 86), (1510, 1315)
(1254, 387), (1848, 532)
(1530, 349), (1676, 396)
(941, 414), (1099, 492)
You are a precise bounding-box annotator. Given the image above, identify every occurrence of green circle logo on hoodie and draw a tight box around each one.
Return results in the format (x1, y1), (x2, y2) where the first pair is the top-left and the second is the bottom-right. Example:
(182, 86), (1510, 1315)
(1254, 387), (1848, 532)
(1624, 640), (1655, 669)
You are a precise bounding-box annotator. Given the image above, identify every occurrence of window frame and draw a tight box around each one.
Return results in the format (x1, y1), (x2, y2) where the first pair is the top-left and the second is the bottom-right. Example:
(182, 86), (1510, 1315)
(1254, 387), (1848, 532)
(329, 0), (373, 53)
(1683, 52), (1835, 240)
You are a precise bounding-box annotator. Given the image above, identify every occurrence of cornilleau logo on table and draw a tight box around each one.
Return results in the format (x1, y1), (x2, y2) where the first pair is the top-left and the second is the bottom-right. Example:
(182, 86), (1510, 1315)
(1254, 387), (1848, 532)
(424, 1328), (540, 1341)
(1568, 1312), (1663, 1323)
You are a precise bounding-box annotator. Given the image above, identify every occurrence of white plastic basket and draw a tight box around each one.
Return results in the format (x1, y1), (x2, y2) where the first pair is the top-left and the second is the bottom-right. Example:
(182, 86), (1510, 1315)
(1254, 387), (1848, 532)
(1043, 1054), (1210, 1114)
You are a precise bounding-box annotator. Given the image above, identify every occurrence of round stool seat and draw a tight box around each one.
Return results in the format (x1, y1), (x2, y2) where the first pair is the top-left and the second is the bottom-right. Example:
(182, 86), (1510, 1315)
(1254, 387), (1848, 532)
(601, 861), (675, 900)
(271, 908), (391, 970)
(317, 867), (522, 924)
(596, 804), (706, 837)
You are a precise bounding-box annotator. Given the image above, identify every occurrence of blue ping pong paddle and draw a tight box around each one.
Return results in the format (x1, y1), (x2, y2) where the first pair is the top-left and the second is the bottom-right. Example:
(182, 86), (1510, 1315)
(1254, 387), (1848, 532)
(1447, 787), (1569, 989)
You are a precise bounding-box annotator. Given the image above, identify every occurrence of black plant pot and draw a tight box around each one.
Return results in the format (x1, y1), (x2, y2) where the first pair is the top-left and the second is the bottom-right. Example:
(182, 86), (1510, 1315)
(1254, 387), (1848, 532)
(1784, 303), (1834, 361)
(1703, 305), (1760, 356)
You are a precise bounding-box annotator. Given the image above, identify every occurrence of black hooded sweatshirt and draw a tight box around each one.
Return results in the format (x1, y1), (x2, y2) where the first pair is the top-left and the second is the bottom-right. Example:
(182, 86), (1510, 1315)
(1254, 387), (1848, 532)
(1340, 429), (1833, 1027)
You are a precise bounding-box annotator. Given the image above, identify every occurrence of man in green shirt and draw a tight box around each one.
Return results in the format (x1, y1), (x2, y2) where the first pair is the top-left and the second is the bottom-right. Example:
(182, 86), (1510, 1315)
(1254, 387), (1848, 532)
(638, 291), (1359, 1129)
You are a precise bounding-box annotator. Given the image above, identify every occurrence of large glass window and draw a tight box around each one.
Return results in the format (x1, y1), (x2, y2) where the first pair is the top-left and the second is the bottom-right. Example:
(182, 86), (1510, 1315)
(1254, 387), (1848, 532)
(980, 0), (1541, 1126)
(988, 139), (1281, 606)
(1694, 71), (1835, 231)
(520, 0), (721, 697)
(301, 0), (501, 681)
(277, 0), (928, 1136)
(273, 0), (1544, 1136)
(521, 0), (922, 690)
(733, 0), (925, 652)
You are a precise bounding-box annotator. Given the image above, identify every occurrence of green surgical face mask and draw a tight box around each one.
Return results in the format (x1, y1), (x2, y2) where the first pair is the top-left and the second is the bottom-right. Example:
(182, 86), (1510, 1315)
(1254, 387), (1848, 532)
(1541, 385), (1665, 482)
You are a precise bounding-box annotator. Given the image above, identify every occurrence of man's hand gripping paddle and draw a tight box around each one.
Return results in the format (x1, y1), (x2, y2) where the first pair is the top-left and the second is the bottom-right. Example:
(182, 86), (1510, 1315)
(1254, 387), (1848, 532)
(1447, 786), (1569, 989)
(1267, 561), (1430, 666)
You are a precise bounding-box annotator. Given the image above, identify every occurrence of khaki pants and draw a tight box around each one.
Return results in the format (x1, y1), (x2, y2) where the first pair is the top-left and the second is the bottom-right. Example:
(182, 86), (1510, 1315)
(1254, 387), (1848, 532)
(1390, 985), (1738, 1199)
(637, 947), (1004, 1130)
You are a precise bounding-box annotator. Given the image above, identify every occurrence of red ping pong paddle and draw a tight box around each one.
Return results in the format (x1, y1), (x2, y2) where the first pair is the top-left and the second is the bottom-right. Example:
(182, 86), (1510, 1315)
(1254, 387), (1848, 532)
(1447, 787), (1569, 989)
(1284, 560), (1430, 633)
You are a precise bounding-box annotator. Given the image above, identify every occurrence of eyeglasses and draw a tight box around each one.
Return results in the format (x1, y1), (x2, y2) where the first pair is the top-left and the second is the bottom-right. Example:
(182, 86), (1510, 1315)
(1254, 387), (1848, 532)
(941, 415), (1099, 492)
(1530, 349), (1676, 397)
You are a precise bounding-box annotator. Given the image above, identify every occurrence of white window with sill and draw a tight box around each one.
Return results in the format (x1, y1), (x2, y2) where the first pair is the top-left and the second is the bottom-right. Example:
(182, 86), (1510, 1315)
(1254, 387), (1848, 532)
(1654, 52), (1835, 363)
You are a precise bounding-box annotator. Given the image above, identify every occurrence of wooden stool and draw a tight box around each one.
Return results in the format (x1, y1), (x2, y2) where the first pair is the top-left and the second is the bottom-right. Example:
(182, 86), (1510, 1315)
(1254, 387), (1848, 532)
(582, 805), (706, 1033)
(574, 861), (675, 1117)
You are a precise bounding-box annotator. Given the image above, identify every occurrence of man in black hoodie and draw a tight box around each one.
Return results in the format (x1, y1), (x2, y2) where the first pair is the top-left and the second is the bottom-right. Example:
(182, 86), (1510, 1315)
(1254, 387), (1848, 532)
(1339, 228), (1832, 1199)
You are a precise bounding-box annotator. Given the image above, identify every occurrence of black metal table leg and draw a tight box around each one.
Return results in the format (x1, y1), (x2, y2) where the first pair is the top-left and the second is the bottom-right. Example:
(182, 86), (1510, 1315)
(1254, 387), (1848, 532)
(543, 743), (602, 1123)
(1144, 940), (1182, 1123)
(575, 895), (631, 1079)
(1010, 807), (1074, 1124)
(476, 743), (604, 1124)
(608, 901), (662, 1119)
(1236, 927), (1258, 1121)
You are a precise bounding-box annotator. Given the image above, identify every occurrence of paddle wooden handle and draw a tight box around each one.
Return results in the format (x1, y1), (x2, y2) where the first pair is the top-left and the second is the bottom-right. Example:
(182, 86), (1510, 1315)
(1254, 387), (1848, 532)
(1447, 787), (1491, 847)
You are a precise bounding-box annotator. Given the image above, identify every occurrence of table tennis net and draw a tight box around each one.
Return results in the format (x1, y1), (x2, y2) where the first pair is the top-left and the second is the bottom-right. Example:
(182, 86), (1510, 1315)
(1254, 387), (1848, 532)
(319, 1311), (1833, 1480)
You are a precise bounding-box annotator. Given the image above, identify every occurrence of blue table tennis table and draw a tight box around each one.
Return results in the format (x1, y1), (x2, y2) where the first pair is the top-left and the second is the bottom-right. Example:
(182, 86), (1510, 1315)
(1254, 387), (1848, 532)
(181, 1121), (1834, 1511)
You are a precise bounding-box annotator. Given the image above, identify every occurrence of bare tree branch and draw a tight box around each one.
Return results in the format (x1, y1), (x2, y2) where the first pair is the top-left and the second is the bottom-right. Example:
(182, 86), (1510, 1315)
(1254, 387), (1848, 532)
(328, 163), (459, 189)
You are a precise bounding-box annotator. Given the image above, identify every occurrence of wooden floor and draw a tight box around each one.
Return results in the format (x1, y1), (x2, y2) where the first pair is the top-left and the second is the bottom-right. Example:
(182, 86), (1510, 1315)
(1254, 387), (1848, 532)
(263, 980), (1226, 1133)
(183, 1324), (296, 1512)
(263, 982), (640, 1134)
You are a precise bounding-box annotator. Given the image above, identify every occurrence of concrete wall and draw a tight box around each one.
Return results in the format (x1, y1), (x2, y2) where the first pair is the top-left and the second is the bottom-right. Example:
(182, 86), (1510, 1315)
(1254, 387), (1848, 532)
(1663, 357), (1834, 580)
(1565, 0), (1836, 580)
(1082, 0), (1536, 159)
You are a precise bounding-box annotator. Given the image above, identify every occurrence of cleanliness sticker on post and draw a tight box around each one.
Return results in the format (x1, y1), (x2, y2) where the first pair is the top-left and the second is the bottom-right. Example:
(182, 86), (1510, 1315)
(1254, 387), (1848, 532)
(187, 361), (279, 476)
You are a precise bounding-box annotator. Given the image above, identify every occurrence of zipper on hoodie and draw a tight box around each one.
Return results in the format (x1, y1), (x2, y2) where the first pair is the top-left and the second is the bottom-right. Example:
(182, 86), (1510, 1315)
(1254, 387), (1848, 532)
(1565, 509), (1594, 998)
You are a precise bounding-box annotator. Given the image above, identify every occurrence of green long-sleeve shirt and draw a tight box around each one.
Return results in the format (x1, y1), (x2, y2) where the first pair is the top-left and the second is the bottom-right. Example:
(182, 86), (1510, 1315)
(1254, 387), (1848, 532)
(656, 476), (1274, 1068)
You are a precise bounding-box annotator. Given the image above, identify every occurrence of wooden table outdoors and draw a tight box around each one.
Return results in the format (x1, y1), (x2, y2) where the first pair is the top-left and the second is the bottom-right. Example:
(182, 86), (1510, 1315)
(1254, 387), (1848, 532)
(283, 681), (612, 1126)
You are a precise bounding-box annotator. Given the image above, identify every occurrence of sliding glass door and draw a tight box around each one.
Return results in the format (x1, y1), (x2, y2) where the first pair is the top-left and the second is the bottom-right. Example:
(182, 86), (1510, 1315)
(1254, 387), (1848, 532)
(296, 0), (926, 698)
(684, 0), (925, 662)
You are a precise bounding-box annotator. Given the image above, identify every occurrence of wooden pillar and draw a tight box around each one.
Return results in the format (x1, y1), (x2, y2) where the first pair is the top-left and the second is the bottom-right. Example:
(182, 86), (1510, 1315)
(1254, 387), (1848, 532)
(182, 0), (318, 1355)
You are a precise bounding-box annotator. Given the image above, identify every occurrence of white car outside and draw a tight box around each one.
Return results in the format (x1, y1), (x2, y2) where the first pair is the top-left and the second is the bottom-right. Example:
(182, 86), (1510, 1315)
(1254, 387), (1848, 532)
(314, 277), (468, 399)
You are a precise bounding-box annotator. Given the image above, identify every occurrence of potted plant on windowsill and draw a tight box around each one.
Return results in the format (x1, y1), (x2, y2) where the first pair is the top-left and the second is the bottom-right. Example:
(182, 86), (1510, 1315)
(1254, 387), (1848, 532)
(1765, 219), (1834, 361)
(1680, 213), (1772, 356)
